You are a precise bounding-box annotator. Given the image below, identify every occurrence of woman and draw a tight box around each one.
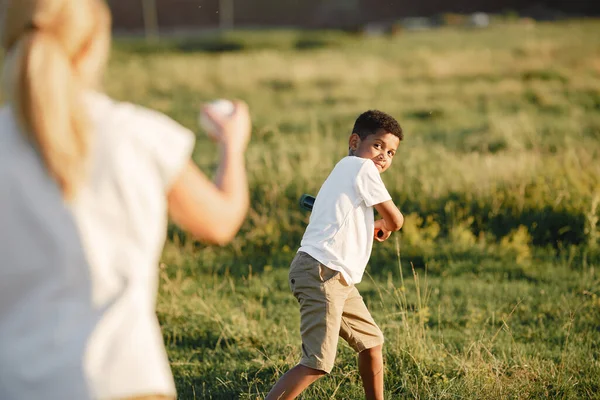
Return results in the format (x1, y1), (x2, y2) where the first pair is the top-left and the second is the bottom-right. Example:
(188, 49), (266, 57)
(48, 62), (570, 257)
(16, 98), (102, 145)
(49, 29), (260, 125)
(0, 0), (251, 399)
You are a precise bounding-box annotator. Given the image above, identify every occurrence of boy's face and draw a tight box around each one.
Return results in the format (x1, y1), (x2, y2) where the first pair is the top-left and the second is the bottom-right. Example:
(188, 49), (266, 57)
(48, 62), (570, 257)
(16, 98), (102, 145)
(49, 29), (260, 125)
(349, 130), (400, 173)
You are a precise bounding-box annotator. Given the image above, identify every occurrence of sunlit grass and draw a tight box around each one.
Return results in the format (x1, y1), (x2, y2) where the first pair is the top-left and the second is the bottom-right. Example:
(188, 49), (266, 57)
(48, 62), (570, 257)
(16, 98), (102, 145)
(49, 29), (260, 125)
(109, 20), (600, 398)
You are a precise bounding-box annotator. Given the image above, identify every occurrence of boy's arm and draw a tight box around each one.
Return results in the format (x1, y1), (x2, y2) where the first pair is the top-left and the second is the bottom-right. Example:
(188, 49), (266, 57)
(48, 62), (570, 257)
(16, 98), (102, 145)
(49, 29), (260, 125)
(354, 160), (402, 237)
(374, 200), (404, 232)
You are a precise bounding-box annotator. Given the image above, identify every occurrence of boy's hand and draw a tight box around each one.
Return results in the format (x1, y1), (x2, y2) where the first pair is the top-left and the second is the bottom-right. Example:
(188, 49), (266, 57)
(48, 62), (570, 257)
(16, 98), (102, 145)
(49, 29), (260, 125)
(374, 219), (392, 242)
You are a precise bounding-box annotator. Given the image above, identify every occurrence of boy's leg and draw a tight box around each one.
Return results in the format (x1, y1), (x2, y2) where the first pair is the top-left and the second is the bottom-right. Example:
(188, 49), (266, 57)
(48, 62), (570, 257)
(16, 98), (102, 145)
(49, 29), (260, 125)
(358, 345), (384, 400)
(268, 253), (350, 399)
(265, 364), (326, 400)
(339, 286), (385, 400)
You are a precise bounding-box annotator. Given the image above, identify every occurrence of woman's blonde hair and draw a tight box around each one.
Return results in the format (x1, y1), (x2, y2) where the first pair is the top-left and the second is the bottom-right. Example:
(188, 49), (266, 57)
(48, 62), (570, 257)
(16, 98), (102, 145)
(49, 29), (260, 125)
(1, 0), (111, 198)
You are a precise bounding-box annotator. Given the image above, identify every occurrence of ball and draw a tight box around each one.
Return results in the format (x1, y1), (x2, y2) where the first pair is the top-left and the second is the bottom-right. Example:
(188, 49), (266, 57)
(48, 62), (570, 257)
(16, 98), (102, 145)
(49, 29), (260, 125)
(198, 99), (235, 139)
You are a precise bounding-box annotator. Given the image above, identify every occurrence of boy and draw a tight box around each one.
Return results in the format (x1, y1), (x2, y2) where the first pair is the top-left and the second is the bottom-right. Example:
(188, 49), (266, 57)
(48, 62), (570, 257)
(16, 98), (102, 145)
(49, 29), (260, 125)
(266, 110), (404, 400)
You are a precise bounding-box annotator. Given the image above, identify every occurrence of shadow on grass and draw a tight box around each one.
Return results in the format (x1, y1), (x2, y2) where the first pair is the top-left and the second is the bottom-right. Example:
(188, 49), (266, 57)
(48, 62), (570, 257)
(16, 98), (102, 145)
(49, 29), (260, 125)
(397, 190), (588, 248)
(173, 361), (278, 399)
(114, 35), (340, 56)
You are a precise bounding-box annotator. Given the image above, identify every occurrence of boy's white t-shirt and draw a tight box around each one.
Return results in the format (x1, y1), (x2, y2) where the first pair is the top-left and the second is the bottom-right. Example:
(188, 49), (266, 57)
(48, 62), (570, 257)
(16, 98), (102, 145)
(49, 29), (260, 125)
(0, 91), (195, 399)
(298, 156), (392, 285)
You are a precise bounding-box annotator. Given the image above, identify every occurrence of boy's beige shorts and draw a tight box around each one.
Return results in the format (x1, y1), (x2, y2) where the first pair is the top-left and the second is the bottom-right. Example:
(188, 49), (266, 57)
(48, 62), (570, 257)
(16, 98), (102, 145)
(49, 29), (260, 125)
(289, 251), (384, 374)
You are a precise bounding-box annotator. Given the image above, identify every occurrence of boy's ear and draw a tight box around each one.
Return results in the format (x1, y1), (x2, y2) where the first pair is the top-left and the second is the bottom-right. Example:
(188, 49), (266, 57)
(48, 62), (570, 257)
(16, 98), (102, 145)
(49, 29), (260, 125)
(349, 133), (361, 152)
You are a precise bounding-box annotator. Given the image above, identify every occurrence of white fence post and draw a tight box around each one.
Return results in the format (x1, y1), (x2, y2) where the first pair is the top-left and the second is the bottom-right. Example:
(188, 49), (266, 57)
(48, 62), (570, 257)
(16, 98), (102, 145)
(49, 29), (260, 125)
(219, 0), (234, 30)
(142, 0), (159, 41)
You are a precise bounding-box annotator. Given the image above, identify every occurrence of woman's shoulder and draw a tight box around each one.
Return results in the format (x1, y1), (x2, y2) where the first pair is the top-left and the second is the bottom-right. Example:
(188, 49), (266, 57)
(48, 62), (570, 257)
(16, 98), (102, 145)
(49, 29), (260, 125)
(86, 91), (195, 148)
(0, 104), (21, 145)
(86, 91), (183, 128)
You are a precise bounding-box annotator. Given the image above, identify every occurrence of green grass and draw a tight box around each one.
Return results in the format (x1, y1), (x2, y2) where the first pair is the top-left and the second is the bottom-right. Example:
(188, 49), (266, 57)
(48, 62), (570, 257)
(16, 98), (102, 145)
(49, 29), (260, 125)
(107, 20), (600, 398)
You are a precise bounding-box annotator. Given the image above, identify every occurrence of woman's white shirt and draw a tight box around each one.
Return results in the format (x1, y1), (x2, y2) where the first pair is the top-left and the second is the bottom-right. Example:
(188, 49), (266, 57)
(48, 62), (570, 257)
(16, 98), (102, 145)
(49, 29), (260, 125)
(77, 92), (195, 399)
(0, 91), (195, 399)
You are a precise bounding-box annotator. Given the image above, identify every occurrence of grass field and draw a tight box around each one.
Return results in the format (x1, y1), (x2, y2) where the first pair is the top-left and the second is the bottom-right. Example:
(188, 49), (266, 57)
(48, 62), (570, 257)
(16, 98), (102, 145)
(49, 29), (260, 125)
(107, 20), (600, 398)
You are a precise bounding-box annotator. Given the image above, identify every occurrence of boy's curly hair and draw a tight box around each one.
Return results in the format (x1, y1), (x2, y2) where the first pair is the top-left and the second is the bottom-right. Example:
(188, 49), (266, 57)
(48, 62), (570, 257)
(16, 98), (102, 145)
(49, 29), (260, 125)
(352, 110), (403, 141)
